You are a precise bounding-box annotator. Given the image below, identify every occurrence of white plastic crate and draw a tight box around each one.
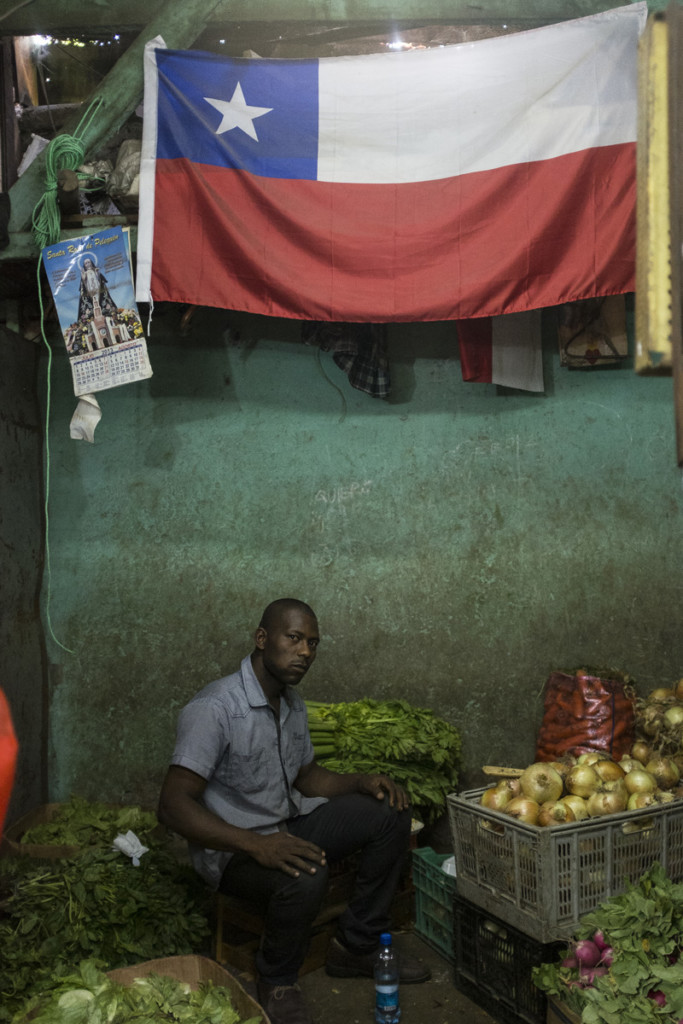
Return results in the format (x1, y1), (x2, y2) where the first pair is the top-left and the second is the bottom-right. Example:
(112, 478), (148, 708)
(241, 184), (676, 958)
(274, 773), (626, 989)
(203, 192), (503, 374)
(448, 787), (683, 943)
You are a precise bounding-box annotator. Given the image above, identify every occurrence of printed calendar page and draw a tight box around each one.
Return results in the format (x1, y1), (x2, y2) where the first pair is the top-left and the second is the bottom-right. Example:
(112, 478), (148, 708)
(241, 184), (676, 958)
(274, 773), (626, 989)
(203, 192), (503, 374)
(42, 226), (153, 396)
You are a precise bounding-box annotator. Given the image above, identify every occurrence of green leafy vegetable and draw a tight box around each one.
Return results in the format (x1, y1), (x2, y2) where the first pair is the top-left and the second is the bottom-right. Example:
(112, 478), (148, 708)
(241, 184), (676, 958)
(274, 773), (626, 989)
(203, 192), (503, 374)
(19, 796), (159, 848)
(18, 960), (262, 1024)
(533, 863), (683, 1024)
(0, 846), (211, 1021)
(306, 698), (461, 820)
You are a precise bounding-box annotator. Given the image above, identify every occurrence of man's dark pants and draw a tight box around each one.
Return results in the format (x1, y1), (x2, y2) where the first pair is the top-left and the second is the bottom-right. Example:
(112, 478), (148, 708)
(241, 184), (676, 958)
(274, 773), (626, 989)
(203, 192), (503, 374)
(219, 793), (412, 985)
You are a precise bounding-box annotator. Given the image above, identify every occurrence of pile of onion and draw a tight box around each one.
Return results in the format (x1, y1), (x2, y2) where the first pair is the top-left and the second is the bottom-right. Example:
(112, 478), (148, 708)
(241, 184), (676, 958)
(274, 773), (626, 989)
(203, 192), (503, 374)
(479, 746), (683, 826)
(633, 681), (683, 768)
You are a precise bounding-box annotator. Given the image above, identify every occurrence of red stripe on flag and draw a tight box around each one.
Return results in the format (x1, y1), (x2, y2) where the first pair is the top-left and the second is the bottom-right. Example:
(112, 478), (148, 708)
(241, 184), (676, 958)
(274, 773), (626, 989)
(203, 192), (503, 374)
(149, 143), (635, 321)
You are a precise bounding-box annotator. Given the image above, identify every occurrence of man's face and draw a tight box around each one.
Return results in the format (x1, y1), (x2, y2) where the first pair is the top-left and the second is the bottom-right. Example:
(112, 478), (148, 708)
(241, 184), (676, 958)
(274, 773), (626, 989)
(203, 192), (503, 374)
(256, 607), (320, 688)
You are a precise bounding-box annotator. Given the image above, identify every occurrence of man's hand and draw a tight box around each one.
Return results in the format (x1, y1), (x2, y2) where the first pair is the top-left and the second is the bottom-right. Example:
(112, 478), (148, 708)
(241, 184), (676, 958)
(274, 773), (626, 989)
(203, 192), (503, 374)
(250, 832), (327, 878)
(294, 759), (411, 811)
(357, 773), (411, 811)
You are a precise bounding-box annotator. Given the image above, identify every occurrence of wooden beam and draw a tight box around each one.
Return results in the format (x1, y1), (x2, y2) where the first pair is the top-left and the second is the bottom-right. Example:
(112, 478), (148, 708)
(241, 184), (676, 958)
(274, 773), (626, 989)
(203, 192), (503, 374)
(1, 36), (19, 190)
(2, 222), (136, 260)
(6, 0), (224, 234)
(17, 103), (81, 135)
(635, 12), (674, 376)
(669, 5), (683, 464)
(0, 0), (662, 35)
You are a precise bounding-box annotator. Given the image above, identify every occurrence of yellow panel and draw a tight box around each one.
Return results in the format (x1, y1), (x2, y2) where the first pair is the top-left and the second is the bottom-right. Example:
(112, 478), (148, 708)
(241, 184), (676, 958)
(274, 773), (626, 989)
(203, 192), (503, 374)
(635, 13), (673, 374)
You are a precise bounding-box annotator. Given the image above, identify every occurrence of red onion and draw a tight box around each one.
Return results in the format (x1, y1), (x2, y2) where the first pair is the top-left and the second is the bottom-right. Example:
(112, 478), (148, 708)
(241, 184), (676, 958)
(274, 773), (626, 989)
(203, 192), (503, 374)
(574, 939), (601, 968)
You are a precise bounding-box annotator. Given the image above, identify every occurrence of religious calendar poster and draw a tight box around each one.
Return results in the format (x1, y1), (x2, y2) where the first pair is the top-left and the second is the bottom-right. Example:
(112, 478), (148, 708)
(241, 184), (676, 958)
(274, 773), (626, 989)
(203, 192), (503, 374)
(42, 226), (153, 396)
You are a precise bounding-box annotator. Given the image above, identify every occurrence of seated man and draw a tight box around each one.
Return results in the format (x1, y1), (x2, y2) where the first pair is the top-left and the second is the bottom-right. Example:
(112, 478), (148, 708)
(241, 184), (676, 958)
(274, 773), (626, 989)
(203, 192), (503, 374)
(158, 597), (430, 1024)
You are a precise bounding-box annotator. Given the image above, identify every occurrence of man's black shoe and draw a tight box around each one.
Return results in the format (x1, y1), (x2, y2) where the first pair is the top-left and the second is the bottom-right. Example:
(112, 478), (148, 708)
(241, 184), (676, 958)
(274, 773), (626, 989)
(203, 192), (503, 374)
(257, 981), (314, 1024)
(325, 936), (432, 983)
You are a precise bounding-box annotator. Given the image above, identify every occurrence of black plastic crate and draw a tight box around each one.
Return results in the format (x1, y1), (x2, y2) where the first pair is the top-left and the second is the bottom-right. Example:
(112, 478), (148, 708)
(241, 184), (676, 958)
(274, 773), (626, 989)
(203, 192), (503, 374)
(453, 892), (564, 1024)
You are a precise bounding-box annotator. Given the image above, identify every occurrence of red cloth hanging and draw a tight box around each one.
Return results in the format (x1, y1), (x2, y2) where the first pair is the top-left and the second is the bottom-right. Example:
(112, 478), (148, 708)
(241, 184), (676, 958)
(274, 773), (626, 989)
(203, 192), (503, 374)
(0, 688), (18, 837)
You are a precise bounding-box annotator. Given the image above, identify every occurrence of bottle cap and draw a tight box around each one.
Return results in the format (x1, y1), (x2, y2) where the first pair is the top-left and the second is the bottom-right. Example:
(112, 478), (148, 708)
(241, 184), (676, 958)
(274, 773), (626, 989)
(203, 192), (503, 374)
(380, 932), (392, 945)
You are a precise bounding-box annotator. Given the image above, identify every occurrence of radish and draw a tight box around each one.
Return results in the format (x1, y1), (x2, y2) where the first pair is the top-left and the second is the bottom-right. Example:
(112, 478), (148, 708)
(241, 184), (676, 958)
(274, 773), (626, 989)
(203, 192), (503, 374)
(574, 939), (601, 968)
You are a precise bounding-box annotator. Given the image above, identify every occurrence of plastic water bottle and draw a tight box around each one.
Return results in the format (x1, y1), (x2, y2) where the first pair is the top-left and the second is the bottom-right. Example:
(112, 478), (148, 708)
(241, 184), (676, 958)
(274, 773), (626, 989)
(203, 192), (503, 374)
(374, 932), (401, 1023)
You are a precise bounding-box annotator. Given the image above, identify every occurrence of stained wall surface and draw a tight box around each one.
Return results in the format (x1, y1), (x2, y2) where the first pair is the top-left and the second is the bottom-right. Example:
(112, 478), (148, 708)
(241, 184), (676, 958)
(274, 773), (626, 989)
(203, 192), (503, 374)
(0, 326), (46, 822)
(37, 305), (682, 810)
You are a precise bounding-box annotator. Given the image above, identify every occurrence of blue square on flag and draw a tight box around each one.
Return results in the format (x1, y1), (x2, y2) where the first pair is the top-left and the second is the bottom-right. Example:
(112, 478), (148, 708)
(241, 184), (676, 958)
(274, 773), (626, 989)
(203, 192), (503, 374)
(156, 49), (319, 180)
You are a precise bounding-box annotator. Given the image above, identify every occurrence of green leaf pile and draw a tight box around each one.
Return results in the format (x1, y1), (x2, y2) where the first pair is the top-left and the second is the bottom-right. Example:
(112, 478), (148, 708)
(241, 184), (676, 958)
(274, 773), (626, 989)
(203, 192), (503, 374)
(306, 698), (461, 820)
(18, 796), (159, 848)
(18, 959), (262, 1024)
(533, 863), (683, 1024)
(0, 846), (211, 1021)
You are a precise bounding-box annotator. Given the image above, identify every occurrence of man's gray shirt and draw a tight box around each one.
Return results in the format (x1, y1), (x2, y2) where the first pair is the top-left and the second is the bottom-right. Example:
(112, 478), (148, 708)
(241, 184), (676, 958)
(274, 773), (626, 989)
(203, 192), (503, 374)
(171, 654), (327, 889)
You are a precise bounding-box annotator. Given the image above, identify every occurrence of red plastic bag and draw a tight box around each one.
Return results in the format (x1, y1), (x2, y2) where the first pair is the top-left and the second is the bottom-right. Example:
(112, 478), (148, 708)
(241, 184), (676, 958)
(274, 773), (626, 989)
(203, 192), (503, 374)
(535, 670), (636, 762)
(0, 688), (18, 838)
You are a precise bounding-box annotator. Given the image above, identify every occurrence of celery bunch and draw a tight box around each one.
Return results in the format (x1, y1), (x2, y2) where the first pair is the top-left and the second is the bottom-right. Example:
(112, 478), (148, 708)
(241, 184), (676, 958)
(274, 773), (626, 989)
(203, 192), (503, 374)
(305, 698), (461, 821)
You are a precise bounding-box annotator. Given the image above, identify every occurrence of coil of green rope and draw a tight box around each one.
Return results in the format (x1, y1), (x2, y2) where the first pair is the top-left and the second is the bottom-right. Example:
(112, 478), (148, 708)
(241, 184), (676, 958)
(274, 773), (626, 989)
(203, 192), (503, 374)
(31, 96), (105, 251)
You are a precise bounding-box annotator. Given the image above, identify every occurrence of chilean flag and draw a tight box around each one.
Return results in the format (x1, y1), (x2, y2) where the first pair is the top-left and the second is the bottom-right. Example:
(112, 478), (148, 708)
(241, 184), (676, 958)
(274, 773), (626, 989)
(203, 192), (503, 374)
(136, 3), (646, 327)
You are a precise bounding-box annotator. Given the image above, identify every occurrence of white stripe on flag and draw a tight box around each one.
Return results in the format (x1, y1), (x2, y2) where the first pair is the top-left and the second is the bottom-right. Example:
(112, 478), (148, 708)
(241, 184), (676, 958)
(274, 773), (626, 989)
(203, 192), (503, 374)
(317, 2), (646, 184)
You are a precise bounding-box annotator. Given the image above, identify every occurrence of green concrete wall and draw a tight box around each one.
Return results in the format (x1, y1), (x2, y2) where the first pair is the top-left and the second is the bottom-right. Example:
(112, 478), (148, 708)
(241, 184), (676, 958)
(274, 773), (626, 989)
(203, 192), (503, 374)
(39, 305), (682, 809)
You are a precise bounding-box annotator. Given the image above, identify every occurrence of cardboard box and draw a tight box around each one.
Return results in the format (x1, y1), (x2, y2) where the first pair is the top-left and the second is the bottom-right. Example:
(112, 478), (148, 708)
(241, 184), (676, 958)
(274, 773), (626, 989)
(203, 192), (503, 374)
(546, 996), (582, 1024)
(108, 954), (269, 1023)
(3, 803), (82, 858)
(2, 802), (162, 860)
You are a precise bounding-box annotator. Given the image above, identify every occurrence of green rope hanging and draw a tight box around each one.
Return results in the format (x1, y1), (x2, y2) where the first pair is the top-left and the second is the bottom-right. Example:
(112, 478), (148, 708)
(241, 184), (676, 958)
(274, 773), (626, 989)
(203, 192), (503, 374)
(31, 97), (105, 251)
(32, 98), (105, 657)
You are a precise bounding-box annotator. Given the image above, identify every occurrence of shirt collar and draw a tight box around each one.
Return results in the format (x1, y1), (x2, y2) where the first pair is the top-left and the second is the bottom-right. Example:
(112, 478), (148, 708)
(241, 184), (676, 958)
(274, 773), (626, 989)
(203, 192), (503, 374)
(240, 653), (293, 713)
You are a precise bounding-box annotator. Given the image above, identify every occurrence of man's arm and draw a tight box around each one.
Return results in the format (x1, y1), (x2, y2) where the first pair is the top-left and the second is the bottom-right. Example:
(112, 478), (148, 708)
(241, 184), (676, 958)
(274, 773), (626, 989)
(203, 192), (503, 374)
(158, 764), (326, 877)
(294, 759), (411, 812)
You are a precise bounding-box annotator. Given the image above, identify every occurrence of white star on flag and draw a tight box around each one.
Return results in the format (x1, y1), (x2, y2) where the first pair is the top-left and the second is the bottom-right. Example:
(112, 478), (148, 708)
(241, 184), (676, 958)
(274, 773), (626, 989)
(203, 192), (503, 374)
(204, 82), (272, 140)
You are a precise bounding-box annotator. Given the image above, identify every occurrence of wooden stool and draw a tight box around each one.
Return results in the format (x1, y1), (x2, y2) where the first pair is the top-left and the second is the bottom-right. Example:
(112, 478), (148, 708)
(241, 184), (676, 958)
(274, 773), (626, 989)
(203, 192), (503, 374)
(214, 861), (356, 975)
(213, 855), (415, 976)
